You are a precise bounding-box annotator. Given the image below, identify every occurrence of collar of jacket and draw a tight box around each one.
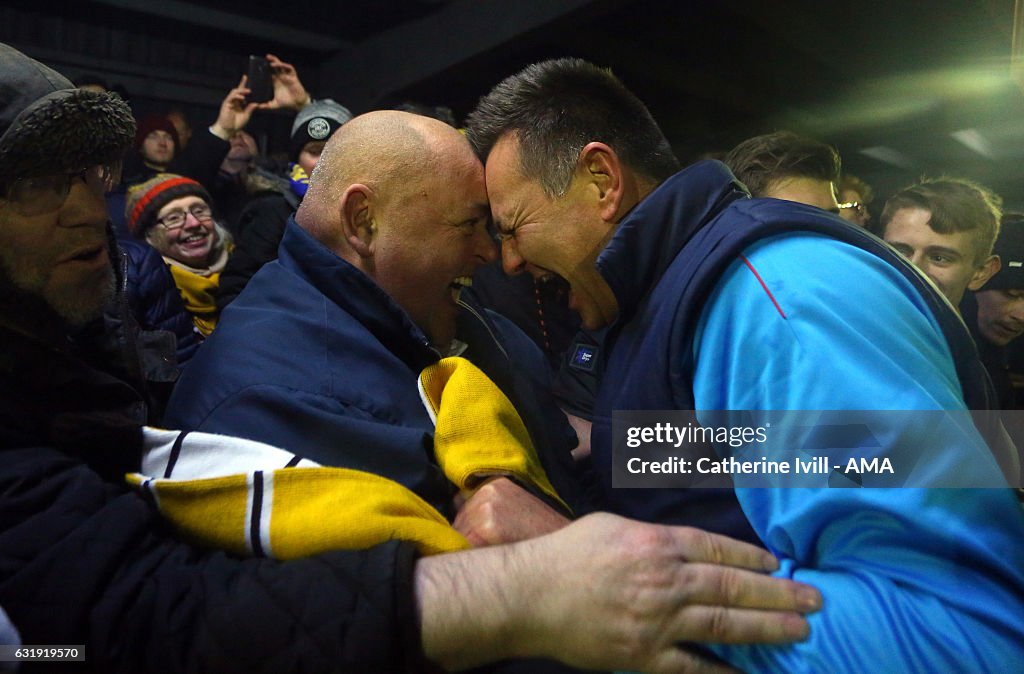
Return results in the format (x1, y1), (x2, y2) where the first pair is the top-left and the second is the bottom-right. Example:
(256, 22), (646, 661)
(595, 159), (748, 327)
(277, 216), (441, 367)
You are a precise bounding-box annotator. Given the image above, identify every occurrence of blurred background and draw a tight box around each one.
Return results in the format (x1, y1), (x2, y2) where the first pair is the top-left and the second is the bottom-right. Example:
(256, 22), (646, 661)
(3, 0), (1021, 208)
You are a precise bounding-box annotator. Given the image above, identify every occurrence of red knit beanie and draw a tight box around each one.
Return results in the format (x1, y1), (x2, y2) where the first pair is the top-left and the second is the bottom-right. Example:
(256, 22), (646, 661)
(134, 114), (179, 151)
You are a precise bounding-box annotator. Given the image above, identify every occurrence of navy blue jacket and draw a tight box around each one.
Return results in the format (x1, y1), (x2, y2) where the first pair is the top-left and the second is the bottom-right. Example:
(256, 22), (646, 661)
(165, 218), (583, 519)
(0, 283), (427, 673)
(588, 161), (1024, 671)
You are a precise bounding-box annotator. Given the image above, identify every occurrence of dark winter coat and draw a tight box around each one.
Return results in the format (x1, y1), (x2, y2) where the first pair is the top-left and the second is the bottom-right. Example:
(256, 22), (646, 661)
(167, 217), (585, 519)
(0, 262), (429, 673)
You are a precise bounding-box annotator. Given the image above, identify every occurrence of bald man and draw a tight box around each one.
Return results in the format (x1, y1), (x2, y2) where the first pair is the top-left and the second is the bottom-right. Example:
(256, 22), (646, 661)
(164, 111), (585, 536)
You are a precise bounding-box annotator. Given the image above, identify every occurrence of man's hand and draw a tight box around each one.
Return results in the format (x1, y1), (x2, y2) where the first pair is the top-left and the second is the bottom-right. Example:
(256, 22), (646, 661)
(255, 53), (311, 112)
(453, 477), (570, 546)
(210, 76), (259, 139)
(417, 512), (822, 673)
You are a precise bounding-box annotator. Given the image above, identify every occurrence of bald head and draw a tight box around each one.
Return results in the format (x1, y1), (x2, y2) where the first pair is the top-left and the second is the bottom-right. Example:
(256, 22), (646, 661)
(297, 110), (475, 248)
(294, 110), (496, 348)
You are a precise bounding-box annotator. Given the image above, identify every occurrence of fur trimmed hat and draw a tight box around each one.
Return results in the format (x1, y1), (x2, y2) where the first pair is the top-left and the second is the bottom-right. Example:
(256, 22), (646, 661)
(0, 42), (135, 186)
(135, 114), (179, 151)
(289, 98), (352, 159)
(125, 173), (212, 237)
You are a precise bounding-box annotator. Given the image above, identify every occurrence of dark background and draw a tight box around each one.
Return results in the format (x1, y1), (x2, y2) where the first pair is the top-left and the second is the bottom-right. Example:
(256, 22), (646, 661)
(3, 0), (1021, 209)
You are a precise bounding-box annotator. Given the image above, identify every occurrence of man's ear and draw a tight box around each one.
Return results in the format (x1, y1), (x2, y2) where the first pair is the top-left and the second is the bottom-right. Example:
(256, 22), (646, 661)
(969, 254), (1001, 291)
(339, 184), (375, 258)
(578, 142), (624, 222)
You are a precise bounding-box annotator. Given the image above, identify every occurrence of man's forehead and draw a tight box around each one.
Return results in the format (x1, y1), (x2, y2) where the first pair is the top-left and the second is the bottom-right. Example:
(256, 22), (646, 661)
(486, 132), (524, 165)
(887, 207), (978, 247)
(886, 208), (930, 237)
(483, 135), (537, 216)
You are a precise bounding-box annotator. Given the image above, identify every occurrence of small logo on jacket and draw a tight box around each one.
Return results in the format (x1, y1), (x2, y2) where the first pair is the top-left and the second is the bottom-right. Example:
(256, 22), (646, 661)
(570, 344), (597, 372)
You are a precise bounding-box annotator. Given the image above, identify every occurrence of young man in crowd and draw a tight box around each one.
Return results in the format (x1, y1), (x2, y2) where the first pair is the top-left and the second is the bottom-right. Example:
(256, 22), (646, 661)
(0, 43), (819, 674)
(880, 177), (1002, 307)
(464, 57), (1024, 672)
(880, 182), (1022, 475)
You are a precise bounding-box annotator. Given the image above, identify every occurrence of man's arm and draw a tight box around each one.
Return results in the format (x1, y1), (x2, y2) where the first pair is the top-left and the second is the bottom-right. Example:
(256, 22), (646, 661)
(2, 447), (821, 674)
(420, 512), (820, 673)
(693, 234), (1024, 672)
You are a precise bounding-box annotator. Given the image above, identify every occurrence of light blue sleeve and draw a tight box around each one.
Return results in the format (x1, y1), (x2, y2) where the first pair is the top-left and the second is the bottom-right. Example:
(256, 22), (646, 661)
(694, 234), (1024, 673)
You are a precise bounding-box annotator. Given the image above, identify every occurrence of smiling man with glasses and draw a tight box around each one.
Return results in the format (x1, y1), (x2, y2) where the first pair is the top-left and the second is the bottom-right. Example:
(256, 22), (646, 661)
(125, 173), (232, 336)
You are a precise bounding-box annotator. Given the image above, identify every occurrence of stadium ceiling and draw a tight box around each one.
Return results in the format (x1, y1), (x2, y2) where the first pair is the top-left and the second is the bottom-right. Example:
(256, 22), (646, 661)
(4, 0), (1021, 204)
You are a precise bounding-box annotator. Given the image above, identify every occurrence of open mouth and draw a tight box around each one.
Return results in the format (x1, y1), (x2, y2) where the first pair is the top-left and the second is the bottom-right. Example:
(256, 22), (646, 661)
(449, 276), (473, 302)
(179, 232), (209, 247)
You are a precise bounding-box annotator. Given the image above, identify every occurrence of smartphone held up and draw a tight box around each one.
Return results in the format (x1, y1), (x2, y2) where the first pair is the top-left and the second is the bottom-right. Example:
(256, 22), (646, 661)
(246, 55), (273, 103)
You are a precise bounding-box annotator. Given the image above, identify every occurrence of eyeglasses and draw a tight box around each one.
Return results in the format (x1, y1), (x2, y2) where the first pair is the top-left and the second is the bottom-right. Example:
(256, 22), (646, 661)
(155, 204), (213, 230)
(838, 201), (867, 216)
(2, 163), (121, 216)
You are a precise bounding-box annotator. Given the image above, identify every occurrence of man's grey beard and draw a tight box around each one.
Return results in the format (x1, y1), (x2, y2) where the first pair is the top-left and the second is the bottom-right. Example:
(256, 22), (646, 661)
(51, 266), (116, 329)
